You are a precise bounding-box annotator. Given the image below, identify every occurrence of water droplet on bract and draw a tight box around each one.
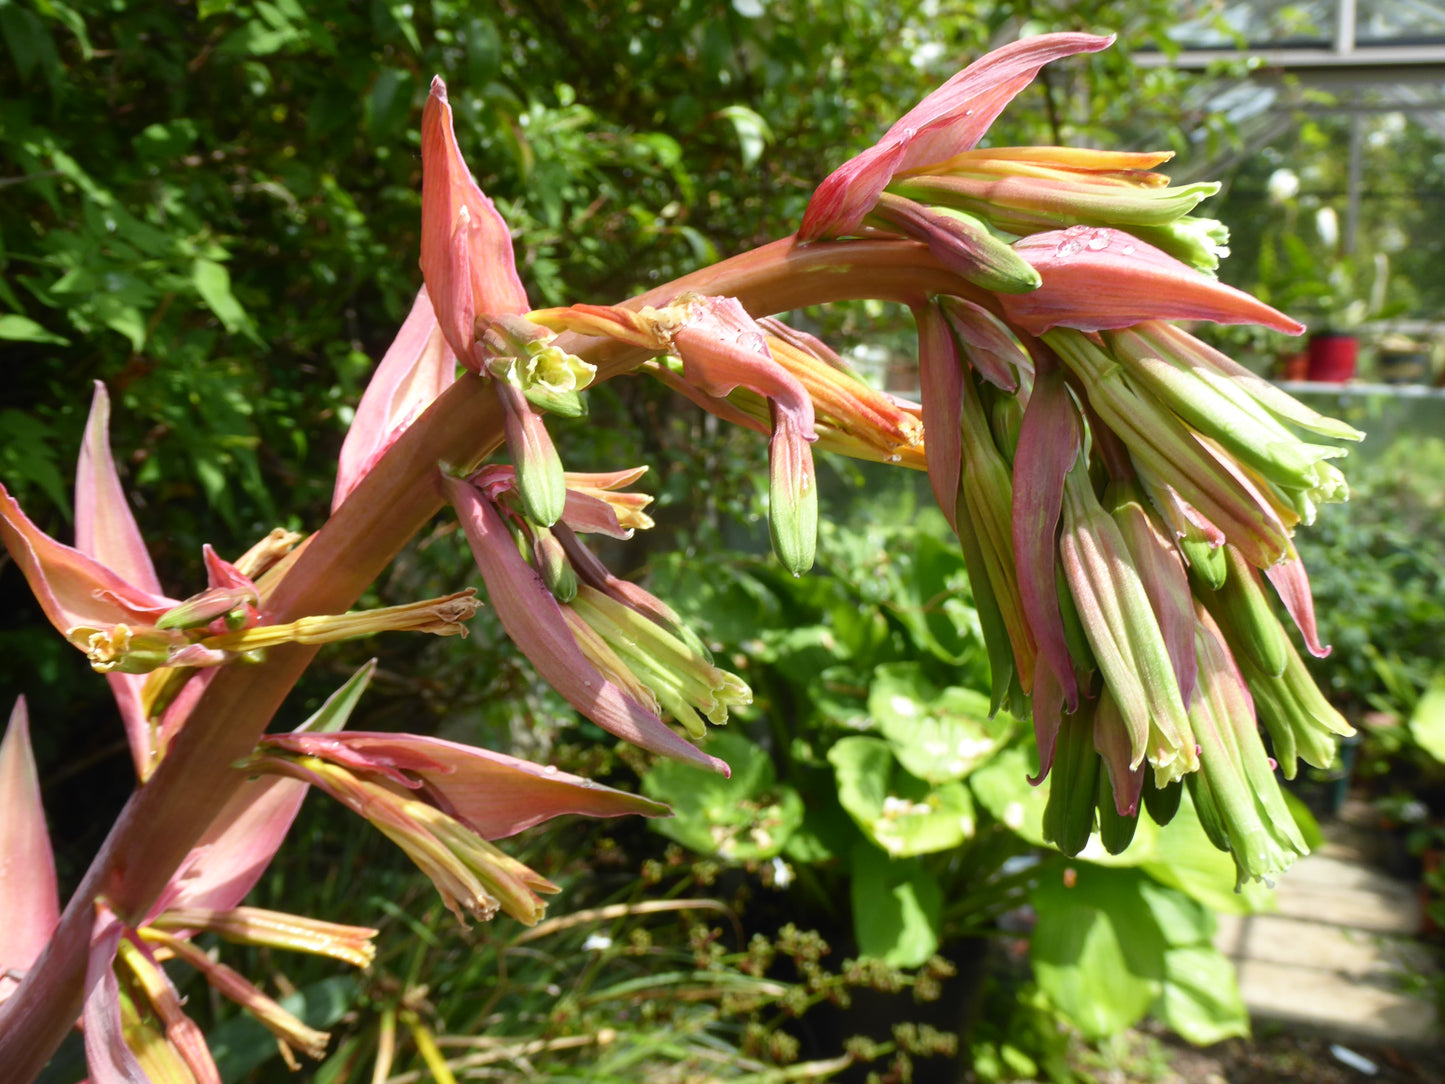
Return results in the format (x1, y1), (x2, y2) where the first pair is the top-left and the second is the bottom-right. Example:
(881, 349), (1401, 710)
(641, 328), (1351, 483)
(1086, 232), (1110, 251)
(543, 765), (559, 775)
(888, 454), (902, 463)
(1121, 244), (1136, 256)
(1057, 239), (1084, 258)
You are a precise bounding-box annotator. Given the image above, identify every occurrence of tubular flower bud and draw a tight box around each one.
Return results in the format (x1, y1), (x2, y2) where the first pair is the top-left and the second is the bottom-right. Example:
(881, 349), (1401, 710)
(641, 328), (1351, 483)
(891, 166), (1218, 236)
(956, 354), (1036, 693)
(1048, 329), (1294, 569)
(474, 464), (656, 539)
(1188, 606), (1309, 886)
(1237, 634), (1354, 779)
(1060, 463), (1196, 785)
(938, 296), (1033, 392)
(447, 475), (730, 773)
(1106, 479), (1199, 710)
(148, 908), (377, 970)
(1105, 324), (1354, 509)
(867, 194), (1041, 293)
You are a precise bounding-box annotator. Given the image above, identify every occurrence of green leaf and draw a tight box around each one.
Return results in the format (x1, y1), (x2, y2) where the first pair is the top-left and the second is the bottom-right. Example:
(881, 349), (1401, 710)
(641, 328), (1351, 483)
(384, 0), (422, 53)
(869, 663), (1013, 783)
(970, 743), (1049, 846)
(0, 314), (68, 345)
(1408, 676), (1445, 764)
(193, 258), (260, 343)
(1031, 866), (1166, 1040)
(296, 660), (378, 734)
(642, 731), (802, 861)
(716, 105), (772, 169)
(829, 736), (975, 857)
(0, 4), (61, 88)
(850, 841), (942, 967)
(1154, 945), (1250, 1045)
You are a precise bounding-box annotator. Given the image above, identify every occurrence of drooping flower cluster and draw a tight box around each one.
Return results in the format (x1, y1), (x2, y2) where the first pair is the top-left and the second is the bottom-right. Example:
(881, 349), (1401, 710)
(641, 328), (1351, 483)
(800, 30), (1357, 884)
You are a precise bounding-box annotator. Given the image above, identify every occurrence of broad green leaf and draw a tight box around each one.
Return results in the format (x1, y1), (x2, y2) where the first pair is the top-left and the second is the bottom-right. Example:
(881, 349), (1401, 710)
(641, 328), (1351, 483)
(869, 663), (1012, 783)
(193, 258), (260, 343)
(1138, 877), (1215, 947)
(969, 742), (1049, 845)
(829, 736), (975, 857)
(0, 315), (68, 345)
(1153, 945), (1250, 1045)
(717, 105), (772, 169)
(885, 533), (980, 665)
(1408, 677), (1445, 764)
(850, 841), (942, 967)
(642, 730), (802, 861)
(1031, 866), (1166, 1039)
(91, 296), (147, 352)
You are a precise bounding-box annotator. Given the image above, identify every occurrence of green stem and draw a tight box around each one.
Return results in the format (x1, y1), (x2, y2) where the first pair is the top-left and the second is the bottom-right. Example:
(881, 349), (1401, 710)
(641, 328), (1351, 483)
(0, 234), (975, 1081)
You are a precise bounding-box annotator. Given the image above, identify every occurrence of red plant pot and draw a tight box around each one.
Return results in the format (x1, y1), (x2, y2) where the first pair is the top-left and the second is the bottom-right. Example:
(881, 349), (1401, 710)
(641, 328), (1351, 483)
(1306, 333), (1358, 383)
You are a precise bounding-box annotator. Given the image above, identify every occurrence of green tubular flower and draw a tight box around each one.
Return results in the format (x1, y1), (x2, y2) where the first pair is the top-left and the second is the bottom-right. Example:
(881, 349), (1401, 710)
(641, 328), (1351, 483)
(1188, 606), (1309, 886)
(1238, 636), (1355, 779)
(1059, 462), (1195, 785)
(890, 165), (1218, 236)
(1106, 478), (1198, 710)
(1193, 544), (1291, 679)
(956, 364), (1036, 695)
(1105, 325), (1354, 513)
(568, 584), (751, 739)
(1129, 215), (1232, 272)
(1048, 328), (1293, 569)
